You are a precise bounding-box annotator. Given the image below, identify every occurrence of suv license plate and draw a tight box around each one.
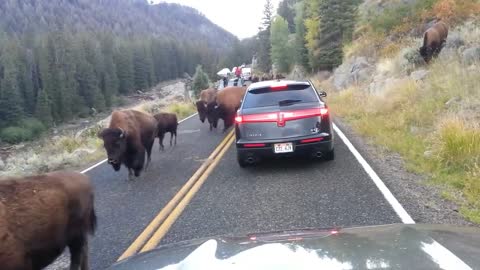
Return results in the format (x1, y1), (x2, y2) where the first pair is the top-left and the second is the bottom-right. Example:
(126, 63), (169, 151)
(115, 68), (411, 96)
(274, 143), (293, 153)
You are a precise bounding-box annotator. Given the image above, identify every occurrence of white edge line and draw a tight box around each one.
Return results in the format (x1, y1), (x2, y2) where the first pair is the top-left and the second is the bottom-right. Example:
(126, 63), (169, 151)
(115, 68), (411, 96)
(334, 123), (473, 269)
(333, 123), (415, 224)
(80, 112), (199, 174)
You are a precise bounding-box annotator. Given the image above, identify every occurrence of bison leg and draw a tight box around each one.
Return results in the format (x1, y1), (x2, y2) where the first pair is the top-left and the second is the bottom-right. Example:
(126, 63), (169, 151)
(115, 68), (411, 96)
(145, 140), (154, 171)
(158, 133), (165, 151)
(170, 131), (177, 147)
(69, 235), (87, 270)
(128, 168), (134, 181)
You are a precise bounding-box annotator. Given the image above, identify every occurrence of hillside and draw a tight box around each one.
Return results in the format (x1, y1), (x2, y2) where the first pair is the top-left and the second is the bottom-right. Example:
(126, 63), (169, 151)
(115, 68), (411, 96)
(0, 0), (237, 50)
(0, 0), (239, 144)
(314, 0), (480, 223)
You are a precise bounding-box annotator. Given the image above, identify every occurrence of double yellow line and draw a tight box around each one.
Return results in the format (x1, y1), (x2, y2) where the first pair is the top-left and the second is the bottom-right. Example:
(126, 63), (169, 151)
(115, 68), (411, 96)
(117, 130), (235, 261)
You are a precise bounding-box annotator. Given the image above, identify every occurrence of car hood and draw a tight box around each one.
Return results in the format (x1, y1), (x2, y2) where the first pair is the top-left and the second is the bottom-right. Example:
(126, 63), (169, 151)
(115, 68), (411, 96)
(108, 224), (480, 270)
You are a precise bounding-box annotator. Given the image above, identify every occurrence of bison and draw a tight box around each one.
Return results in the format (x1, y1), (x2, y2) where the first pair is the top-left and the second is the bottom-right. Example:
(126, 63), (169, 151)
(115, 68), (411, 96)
(0, 171), (96, 270)
(195, 88), (217, 130)
(99, 110), (157, 180)
(420, 21), (449, 63)
(206, 86), (246, 132)
(154, 112), (178, 151)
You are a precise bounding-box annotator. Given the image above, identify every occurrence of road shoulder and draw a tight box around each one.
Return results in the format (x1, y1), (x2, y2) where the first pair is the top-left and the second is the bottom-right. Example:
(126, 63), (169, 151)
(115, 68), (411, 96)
(334, 118), (473, 226)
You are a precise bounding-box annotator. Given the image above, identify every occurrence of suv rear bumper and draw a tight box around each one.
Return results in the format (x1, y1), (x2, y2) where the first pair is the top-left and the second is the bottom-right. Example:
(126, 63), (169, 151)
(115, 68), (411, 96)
(236, 138), (333, 159)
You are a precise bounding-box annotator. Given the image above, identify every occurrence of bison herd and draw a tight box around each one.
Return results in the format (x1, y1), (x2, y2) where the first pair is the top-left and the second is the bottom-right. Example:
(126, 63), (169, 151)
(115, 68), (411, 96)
(0, 19), (450, 270)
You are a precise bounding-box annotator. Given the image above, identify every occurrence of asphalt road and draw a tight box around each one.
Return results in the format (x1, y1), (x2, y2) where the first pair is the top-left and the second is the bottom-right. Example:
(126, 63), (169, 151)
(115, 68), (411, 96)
(84, 114), (402, 269)
(84, 114), (226, 269)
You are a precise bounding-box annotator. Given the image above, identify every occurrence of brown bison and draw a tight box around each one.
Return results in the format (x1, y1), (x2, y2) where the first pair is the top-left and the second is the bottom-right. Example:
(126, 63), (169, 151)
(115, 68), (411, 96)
(0, 171), (96, 270)
(206, 86), (246, 132)
(154, 112), (178, 151)
(99, 110), (157, 180)
(420, 21), (449, 63)
(195, 88), (217, 130)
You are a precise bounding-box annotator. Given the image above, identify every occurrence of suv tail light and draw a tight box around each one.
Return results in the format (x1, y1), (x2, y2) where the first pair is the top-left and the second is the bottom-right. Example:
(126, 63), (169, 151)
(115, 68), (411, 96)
(270, 84), (288, 91)
(235, 116), (243, 123)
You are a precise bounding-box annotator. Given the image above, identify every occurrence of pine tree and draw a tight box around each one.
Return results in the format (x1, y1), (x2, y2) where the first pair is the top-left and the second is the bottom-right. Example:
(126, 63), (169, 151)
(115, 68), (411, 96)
(257, 0), (274, 73)
(133, 44), (149, 90)
(277, 0), (298, 33)
(76, 40), (105, 112)
(34, 87), (53, 126)
(294, 1), (310, 70)
(18, 49), (36, 115)
(0, 43), (24, 126)
(101, 35), (118, 108)
(270, 16), (293, 73)
(115, 46), (134, 94)
(315, 0), (360, 70)
(192, 65), (209, 97)
(304, 0), (322, 70)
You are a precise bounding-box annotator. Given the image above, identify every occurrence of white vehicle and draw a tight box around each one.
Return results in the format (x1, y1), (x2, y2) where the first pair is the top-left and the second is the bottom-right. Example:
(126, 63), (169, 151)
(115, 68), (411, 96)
(241, 68), (252, 81)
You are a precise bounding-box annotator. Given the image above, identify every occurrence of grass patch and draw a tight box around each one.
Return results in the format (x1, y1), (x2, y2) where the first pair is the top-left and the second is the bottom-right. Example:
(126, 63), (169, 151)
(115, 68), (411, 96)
(166, 103), (196, 120)
(325, 55), (480, 223)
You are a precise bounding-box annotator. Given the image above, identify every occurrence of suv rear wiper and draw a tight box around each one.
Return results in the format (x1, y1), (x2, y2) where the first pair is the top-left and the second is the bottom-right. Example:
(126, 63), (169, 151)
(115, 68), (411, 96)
(279, 99), (302, 106)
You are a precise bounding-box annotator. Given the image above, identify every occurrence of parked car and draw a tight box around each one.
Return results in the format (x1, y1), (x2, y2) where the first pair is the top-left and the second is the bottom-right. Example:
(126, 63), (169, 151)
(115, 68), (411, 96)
(234, 80), (333, 167)
(241, 68), (252, 81)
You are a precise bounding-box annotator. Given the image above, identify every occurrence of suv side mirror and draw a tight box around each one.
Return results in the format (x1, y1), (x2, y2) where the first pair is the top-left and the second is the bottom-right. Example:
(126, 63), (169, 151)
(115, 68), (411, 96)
(319, 91), (327, 98)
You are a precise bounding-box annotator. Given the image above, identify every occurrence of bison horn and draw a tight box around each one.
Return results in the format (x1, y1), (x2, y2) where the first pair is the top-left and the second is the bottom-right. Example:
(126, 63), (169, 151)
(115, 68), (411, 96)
(119, 128), (126, 138)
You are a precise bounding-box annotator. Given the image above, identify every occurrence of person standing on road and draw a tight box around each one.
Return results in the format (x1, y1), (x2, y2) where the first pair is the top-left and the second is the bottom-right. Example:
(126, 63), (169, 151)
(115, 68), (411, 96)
(223, 76), (228, 88)
(235, 65), (242, 78)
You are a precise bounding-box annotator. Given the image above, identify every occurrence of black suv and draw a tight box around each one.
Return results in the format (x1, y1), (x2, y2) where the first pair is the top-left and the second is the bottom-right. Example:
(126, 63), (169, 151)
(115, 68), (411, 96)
(235, 80), (334, 167)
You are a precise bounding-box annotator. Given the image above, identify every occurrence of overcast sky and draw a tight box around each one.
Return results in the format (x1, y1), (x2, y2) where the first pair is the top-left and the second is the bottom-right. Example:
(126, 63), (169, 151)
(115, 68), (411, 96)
(154, 0), (281, 39)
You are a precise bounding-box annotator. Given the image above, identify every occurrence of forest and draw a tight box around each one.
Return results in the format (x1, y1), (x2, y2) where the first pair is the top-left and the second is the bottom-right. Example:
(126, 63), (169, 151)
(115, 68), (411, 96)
(0, 0), (239, 143)
(252, 0), (361, 74)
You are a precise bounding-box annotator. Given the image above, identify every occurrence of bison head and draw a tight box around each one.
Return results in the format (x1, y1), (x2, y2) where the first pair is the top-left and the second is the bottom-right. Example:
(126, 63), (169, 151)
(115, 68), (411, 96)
(206, 102), (220, 129)
(196, 100), (207, 123)
(99, 128), (128, 171)
(419, 46), (432, 63)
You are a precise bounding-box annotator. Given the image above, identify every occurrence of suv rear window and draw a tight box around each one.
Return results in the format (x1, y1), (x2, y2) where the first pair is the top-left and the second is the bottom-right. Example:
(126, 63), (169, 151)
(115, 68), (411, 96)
(242, 85), (318, 109)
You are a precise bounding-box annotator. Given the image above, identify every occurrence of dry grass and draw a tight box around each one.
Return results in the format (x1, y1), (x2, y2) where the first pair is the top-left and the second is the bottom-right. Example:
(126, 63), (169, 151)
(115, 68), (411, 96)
(325, 51), (480, 222)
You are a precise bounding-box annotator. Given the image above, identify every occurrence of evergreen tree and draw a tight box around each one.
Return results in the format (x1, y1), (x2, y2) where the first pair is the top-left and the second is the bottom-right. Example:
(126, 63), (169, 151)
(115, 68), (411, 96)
(277, 0), (298, 33)
(270, 16), (293, 73)
(0, 48), (24, 126)
(34, 87), (53, 126)
(192, 65), (209, 97)
(304, 0), (322, 70)
(257, 0), (274, 73)
(18, 49), (36, 115)
(101, 36), (118, 108)
(77, 41), (105, 112)
(115, 46), (134, 94)
(316, 0), (360, 70)
(133, 45), (148, 91)
(294, 1), (310, 70)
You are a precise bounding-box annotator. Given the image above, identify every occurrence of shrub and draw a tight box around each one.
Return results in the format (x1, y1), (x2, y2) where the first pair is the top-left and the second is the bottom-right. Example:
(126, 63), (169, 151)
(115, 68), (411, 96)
(57, 136), (83, 153)
(429, 0), (480, 25)
(167, 103), (196, 120)
(0, 126), (34, 144)
(436, 119), (480, 171)
(19, 118), (46, 136)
